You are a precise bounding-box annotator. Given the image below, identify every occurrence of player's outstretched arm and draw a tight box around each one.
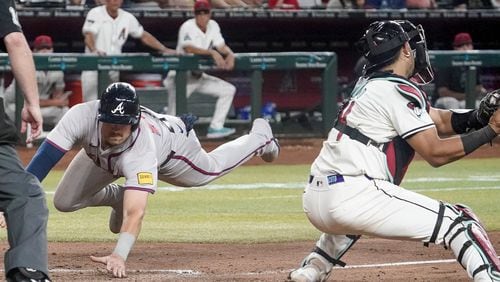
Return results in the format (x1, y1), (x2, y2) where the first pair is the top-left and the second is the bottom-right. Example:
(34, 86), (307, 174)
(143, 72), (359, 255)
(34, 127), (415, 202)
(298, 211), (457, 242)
(84, 32), (106, 56)
(26, 140), (66, 182)
(140, 31), (176, 55)
(90, 189), (149, 278)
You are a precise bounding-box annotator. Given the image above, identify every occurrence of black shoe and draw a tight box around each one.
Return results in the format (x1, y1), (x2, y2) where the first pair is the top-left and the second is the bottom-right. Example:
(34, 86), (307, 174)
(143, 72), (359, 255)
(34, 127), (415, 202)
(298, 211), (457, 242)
(6, 267), (51, 282)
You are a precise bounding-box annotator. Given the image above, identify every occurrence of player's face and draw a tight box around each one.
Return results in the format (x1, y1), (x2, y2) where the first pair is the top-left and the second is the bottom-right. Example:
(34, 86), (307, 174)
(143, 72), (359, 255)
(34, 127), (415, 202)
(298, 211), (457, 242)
(105, 0), (123, 11)
(195, 10), (211, 30)
(101, 122), (132, 148)
(455, 43), (473, 51)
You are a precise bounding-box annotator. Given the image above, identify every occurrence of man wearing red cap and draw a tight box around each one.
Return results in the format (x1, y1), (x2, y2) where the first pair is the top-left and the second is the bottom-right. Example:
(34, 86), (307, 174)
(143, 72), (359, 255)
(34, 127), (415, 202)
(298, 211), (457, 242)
(434, 32), (486, 109)
(163, 0), (237, 139)
(4, 35), (69, 129)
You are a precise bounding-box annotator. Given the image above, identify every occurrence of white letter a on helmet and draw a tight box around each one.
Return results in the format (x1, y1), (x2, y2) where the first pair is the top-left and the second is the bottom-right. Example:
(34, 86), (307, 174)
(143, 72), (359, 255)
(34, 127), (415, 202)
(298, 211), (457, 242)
(111, 102), (125, 114)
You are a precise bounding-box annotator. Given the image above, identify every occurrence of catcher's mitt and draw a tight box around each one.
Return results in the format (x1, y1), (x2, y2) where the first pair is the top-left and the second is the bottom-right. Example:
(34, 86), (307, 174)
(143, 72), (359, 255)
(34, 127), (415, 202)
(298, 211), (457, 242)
(476, 89), (500, 125)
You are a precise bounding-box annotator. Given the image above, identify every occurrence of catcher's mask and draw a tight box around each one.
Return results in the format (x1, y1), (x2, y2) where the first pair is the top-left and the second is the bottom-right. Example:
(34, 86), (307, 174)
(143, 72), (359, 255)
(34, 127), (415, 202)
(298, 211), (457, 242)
(356, 20), (434, 84)
(98, 82), (141, 131)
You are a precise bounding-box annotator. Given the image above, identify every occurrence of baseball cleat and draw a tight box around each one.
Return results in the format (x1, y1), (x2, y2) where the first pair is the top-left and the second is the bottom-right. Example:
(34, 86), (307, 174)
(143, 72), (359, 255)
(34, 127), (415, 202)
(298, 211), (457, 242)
(206, 126), (236, 139)
(288, 252), (333, 282)
(251, 118), (280, 162)
(260, 138), (280, 162)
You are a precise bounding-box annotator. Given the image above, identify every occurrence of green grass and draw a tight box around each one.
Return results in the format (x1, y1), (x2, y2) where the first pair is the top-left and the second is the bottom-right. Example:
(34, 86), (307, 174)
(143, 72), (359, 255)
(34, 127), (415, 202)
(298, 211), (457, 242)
(19, 159), (500, 243)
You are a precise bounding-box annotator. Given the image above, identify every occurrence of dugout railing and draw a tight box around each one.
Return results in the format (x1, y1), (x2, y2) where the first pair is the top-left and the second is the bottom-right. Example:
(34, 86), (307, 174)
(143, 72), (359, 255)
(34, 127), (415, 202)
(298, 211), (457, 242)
(0, 52), (338, 138)
(429, 50), (500, 109)
(1, 50), (498, 139)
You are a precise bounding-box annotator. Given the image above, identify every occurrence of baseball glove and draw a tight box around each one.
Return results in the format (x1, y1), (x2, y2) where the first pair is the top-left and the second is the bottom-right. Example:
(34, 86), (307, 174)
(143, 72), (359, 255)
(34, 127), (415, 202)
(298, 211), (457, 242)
(476, 89), (500, 125)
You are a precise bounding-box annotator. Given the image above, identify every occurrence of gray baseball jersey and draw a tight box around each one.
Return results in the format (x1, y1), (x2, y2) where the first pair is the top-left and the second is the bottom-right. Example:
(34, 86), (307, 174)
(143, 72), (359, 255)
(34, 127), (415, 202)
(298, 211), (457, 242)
(45, 101), (273, 192)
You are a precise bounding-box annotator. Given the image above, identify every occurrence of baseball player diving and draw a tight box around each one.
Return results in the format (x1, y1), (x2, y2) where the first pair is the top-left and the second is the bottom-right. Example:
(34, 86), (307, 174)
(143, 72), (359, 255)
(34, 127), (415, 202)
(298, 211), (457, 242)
(26, 82), (280, 278)
(289, 20), (500, 282)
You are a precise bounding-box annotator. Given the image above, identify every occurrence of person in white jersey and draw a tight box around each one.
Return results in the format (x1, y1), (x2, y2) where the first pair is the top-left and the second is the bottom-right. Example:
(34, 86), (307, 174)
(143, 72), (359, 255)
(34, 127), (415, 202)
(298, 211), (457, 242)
(288, 20), (500, 282)
(81, 0), (176, 102)
(26, 82), (280, 278)
(163, 0), (237, 139)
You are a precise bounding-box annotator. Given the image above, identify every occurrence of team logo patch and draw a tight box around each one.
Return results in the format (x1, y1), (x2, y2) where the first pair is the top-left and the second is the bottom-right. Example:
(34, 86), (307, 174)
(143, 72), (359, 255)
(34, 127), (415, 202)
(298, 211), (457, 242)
(111, 102), (125, 114)
(137, 172), (153, 185)
(407, 102), (423, 117)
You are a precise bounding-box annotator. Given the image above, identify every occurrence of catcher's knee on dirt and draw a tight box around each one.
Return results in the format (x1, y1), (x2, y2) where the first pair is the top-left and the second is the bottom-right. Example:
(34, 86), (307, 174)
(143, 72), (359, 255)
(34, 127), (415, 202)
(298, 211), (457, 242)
(288, 234), (360, 282)
(442, 204), (500, 281)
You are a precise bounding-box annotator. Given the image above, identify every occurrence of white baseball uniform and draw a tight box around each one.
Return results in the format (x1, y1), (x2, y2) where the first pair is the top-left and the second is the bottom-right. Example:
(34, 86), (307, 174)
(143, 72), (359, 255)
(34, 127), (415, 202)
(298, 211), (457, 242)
(81, 5), (144, 101)
(3, 70), (67, 127)
(163, 18), (235, 130)
(44, 101), (274, 212)
(305, 74), (439, 240)
(301, 73), (500, 281)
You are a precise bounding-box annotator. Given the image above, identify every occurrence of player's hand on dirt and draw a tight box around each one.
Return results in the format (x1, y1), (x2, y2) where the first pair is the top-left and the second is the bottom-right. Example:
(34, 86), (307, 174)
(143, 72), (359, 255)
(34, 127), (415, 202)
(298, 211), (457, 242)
(90, 253), (127, 278)
(0, 212), (6, 228)
(210, 50), (226, 69)
(21, 104), (43, 142)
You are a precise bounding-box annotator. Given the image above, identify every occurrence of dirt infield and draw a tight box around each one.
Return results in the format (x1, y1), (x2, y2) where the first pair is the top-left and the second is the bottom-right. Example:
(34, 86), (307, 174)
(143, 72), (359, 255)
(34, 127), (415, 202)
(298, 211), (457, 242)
(8, 234), (498, 281)
(10, 138), (500, 281)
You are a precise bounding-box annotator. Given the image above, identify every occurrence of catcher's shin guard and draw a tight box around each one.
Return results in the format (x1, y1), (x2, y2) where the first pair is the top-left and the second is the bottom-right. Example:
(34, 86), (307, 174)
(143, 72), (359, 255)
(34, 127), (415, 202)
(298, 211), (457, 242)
(288, 234), (360, 282)
(444, 204), (500, 281)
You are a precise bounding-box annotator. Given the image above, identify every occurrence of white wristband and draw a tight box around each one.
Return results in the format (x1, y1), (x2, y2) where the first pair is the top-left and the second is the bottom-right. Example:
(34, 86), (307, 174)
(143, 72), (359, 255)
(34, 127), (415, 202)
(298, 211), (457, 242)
(113, 232), (136, 260)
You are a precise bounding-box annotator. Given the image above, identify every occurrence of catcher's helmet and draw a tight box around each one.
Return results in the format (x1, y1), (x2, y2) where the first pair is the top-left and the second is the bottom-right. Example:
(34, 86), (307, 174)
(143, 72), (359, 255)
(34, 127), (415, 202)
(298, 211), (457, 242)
(356, 20), (434, 84)
(98, 82), (141, 128)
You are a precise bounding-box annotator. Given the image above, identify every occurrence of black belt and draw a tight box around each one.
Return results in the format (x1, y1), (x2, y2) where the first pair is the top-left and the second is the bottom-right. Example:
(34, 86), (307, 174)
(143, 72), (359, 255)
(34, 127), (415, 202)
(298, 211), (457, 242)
(334, 123), (387, 151)
(308, 174), (345, 185)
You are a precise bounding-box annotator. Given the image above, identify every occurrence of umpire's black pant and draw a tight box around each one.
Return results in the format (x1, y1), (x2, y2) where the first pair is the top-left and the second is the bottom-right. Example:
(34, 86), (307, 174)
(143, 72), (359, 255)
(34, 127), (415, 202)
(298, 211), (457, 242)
(0, 144), (49, 278)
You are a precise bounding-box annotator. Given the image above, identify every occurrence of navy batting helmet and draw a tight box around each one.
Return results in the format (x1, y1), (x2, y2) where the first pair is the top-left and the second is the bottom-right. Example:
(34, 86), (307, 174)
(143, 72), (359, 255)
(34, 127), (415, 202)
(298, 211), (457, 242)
(98, 82), (141, 128)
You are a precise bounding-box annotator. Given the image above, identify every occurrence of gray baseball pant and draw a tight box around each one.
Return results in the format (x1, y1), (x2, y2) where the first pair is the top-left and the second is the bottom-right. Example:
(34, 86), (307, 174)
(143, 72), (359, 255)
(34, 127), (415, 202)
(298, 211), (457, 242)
(0, 144), (49, 278)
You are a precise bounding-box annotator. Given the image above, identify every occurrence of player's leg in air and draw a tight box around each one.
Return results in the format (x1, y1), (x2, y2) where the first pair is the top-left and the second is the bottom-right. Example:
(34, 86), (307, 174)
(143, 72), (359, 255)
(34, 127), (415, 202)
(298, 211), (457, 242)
(158, 117), (280, 187)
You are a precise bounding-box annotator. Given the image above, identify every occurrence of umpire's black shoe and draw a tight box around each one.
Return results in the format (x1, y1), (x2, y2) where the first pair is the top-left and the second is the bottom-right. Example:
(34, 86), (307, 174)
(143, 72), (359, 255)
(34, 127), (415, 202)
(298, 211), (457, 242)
(6, 267), (51, 282)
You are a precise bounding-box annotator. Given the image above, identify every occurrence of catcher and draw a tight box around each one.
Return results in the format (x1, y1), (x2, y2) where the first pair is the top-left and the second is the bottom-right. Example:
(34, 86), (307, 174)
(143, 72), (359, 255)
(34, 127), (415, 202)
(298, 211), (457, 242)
(289, 20), (500, 282)
(26, 82), (280, 278)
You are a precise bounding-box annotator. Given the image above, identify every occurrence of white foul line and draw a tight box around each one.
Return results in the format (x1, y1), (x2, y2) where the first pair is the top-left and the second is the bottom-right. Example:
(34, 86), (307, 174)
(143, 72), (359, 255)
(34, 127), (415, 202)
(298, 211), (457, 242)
(12, 256), (499, 276)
